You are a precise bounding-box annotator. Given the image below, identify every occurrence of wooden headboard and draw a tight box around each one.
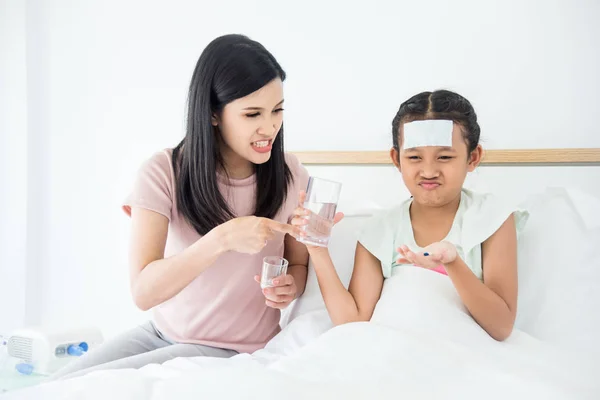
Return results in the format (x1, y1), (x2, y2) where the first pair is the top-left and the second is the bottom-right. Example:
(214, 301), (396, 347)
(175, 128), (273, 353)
(293, 148), (600, 165)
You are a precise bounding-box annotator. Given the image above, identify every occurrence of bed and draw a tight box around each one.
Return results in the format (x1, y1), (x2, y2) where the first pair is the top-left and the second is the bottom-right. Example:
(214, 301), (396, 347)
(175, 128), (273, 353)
(2, 150), (600, 400)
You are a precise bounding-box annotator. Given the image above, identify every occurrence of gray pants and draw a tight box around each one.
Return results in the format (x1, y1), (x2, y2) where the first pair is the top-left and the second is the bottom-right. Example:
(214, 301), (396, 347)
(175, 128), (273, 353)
(51, 321), (237, 380)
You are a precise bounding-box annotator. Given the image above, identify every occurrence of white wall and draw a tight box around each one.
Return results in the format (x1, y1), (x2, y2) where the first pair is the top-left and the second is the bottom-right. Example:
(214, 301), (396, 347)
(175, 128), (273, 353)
(0, 0), (28, 335)
(1, 0), (599, 338)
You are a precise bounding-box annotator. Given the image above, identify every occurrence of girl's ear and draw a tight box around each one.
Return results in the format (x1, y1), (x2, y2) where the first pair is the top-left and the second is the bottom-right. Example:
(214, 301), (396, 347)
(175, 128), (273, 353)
(467, 145), (483, 172)
(390, 147), (401, 171)
(211, 113), (219, 126)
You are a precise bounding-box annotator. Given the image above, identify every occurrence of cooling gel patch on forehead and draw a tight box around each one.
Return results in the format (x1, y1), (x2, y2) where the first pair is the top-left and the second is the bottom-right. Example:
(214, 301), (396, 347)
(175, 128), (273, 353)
(402, 120), (453, 149)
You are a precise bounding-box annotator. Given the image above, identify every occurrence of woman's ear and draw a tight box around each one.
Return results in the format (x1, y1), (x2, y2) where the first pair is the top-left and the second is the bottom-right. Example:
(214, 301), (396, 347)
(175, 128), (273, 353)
(211, 114), (219, 126)
(467, 144), (483, 171)
(390, 147), (401, 171)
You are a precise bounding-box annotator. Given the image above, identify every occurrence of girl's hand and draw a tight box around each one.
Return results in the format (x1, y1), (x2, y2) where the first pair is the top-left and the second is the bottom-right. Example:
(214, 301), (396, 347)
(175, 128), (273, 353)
(290, 191), (344, 252)
(220, 216), (301, 254)
(253, 274), (297, 309)
(396, 241), (458, 269)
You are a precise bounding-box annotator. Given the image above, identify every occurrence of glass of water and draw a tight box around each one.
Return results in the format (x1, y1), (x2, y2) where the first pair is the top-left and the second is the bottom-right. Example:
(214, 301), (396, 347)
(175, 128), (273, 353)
(298, 176), (342, 247)
(260, 256), (289, 288)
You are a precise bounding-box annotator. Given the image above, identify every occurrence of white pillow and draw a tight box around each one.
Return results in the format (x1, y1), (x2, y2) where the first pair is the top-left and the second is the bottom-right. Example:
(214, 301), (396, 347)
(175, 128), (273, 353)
(280, 211), (375, 327)
(515, 187), (600, 355)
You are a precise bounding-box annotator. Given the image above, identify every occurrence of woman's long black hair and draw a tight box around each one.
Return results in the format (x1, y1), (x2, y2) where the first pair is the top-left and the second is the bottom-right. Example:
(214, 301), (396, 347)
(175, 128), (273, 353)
(172, 34), (292, 236)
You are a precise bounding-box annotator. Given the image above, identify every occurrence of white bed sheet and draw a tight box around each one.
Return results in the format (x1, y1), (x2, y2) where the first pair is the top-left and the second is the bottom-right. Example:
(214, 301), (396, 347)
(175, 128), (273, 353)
(3, 268), (598, 400)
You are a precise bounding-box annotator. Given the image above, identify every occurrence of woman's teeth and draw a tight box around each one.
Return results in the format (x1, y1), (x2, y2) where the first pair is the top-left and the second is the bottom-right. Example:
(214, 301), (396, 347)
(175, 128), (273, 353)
(252, 140), (270, 148)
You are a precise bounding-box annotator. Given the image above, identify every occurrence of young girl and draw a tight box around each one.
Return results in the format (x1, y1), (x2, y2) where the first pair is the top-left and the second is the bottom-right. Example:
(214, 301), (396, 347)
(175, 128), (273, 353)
(53, 34), (309, 379)
(292, 90), (528, 341)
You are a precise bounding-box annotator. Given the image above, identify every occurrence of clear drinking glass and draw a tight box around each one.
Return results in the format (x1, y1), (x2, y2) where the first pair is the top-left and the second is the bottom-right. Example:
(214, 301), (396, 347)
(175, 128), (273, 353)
(260, 256), (289, 289)
(297, 176), (342, 247)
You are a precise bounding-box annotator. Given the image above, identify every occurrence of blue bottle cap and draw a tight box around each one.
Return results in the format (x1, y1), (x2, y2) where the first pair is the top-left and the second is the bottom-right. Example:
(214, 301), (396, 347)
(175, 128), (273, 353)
(67, 344), (84, 356)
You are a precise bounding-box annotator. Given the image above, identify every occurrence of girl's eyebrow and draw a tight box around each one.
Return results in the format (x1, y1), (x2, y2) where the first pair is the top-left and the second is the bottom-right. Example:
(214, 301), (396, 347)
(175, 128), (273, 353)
(403, 146), (456, 152)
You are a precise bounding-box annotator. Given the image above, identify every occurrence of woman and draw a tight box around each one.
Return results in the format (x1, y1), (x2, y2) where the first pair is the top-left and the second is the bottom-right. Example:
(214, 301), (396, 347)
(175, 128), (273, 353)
(53, 34), (309, 379)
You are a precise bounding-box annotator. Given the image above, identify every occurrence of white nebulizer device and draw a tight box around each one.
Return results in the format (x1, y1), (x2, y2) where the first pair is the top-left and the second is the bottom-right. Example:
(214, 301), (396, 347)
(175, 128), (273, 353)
(1, 327), (103, 376)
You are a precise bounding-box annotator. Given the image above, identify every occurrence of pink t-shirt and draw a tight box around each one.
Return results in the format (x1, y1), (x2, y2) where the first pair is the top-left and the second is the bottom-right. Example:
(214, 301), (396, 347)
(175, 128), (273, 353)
(122, 149), (309, 353)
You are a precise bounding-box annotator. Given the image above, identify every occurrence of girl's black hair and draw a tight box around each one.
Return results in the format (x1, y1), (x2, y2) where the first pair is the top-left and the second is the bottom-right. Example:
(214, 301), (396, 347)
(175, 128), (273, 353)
(172, 34), (292, 236)
(392, 90), (481, 155)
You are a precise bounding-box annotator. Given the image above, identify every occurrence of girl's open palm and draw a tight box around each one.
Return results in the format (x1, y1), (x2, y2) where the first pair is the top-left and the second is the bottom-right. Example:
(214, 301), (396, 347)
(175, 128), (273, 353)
(396, 241), (458, 269)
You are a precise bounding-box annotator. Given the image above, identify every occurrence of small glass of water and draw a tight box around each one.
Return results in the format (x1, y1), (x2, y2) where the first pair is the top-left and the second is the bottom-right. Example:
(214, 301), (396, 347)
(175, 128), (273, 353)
(260, 256), (289, 288)
(297, 176), (342, 247)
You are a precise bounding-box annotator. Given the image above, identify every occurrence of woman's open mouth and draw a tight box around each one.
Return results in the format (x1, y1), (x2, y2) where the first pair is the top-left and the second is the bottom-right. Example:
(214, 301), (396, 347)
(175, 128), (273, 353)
(251, 139), (273, 153)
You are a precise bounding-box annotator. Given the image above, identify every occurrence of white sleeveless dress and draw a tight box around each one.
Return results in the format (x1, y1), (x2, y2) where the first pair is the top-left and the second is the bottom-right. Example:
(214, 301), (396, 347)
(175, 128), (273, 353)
(358, 188), (529, 280)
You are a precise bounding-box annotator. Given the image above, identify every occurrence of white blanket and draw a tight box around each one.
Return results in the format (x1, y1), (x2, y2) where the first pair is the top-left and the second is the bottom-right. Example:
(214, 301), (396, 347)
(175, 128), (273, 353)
(3, 268), (598, 400)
